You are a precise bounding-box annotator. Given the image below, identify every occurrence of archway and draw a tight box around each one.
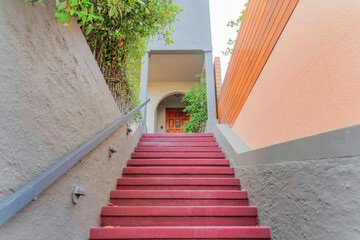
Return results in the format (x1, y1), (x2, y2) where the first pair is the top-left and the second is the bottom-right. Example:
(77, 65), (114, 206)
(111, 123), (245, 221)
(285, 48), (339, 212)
(154, 92), (187, 133)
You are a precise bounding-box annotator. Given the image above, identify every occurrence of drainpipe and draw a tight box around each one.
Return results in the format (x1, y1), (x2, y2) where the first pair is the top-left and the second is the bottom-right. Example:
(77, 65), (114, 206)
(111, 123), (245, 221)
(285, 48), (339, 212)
(140, 52), (149, 133)
(204, 51), (219, 132)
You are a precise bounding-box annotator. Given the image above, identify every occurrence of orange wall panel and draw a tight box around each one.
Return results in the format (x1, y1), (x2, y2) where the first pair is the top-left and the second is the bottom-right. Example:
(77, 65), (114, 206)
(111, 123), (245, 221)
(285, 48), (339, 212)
(232, 0), (360, 149)
(218, 0), (299, 126)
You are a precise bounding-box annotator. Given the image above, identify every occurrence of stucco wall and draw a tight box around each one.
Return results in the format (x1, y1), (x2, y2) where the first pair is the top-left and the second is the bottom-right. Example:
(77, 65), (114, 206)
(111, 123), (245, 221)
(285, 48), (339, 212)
(0, 124), (142, 240)
(147, 0), (212, 51)
(236, 157), (360, 240)
(232, 0), (360, 149)
(0, 0), (142, 238)
(146, 81), (197, 133)
(214, 124), (360, 240)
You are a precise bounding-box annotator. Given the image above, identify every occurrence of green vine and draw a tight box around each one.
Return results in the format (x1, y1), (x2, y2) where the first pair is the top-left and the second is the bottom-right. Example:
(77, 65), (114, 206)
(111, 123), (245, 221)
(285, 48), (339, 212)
(222, 2), (247, 56)
(181, 74), (207, 133)
(27, 0), (182, 117)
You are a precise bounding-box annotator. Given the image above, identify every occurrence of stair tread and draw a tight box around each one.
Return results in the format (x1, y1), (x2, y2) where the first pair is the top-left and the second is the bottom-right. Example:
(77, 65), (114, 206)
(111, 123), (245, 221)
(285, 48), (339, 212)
(142, 133), (214, 138)
(117, 178), (240, 186)
(138, 142), (219, 147)
(127, 159), (230, 166)
(123, 167), (234, 174)
(110, 190), (248, 199)
(134, 147), (222, 152)
(140, 137), (216, 142)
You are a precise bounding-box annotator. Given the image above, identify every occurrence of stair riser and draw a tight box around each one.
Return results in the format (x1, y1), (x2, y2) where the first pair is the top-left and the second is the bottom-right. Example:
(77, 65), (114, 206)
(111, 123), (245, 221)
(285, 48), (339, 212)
(116, 178), (240, 189)
(128, 165), (229, 167)
(138, 142), (218, 147)
(89, 227), (271, 240)
(109, 199), (249, 206)
(134, 151), (223, 153)
(127, 159), (230, 167)
(131, 153), (226, 159)
(142, 133), (214, 138)
(116, 186), (240, 190)
(140, 138), (216, 142)
(91, 238), (268, 240)
(122, 174), (234, 178)
(101, 217), (257, 227)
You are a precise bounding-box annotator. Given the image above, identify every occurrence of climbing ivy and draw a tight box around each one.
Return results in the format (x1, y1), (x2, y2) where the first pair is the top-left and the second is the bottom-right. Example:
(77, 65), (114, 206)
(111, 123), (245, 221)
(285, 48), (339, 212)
(27, 0), (182, 116)
(181, 74), (207, 133)
(222, 2), (247, 56)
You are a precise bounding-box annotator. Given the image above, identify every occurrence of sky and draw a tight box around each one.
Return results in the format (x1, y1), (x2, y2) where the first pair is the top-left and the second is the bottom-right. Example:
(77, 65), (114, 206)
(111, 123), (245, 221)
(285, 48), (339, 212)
(209, 0), (247, 81)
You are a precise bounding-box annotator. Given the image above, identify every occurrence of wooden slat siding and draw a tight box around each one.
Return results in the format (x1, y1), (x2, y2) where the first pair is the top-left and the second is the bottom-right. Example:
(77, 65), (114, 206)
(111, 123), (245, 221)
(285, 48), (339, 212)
(218, 0), (299, 126)
(214, 57), (222, 102)
(219, 0), (261, 110)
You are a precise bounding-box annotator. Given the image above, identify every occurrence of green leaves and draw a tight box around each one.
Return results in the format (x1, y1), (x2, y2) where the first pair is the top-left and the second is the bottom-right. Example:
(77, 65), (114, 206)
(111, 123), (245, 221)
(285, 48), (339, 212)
(26, 0), (181, 117)
(222, 2), (247, 56)
(181, 74), (208, 133)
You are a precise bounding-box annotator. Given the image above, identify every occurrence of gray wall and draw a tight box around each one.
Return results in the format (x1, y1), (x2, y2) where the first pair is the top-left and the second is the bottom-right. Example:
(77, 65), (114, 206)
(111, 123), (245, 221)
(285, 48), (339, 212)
(0, 0), (141, 238)
(214, 124), (360, 240)
(0, 0), (119, 202)
(147, 0), (212, 51)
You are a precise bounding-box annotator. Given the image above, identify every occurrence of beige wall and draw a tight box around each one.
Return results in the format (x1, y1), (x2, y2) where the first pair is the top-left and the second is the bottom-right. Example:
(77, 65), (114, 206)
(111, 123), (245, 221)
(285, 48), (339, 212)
(147, 81), (197, 133)
(232, 0), (360, 149)
(0, 0), (141, 238)
(156, 95), (186, 133)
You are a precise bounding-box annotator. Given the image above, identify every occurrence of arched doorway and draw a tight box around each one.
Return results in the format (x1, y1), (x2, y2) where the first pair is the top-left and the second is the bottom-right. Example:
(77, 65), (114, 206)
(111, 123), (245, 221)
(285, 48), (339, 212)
(155, 93), (189, 133)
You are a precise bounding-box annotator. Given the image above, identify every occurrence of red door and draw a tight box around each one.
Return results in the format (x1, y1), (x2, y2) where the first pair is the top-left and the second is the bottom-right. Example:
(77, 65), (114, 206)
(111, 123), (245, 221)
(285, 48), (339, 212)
(166, 109), (189, 133)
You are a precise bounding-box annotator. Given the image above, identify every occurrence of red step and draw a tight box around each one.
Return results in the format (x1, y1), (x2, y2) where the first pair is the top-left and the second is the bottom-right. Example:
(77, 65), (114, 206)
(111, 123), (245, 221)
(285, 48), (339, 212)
(100, 206), (258, 227)
(109, 190), (249, 206)
(131, 152), (225, 159)
(116, 178), (240, 190)
(142, 133), (214, 138)
(134, 147), (222, 152)
(140, 137), (216, 142)
(89, 133), (271, 239)
(138, 142), (218, 147)
(89, 226), (271, 239)
(122, 167), (234, 178)
(127, 159), (230, 167)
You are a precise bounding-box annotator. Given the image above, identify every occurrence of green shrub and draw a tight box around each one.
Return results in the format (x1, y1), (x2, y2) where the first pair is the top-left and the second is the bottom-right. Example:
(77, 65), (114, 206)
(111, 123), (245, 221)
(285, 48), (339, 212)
(181, 74), (207, 133)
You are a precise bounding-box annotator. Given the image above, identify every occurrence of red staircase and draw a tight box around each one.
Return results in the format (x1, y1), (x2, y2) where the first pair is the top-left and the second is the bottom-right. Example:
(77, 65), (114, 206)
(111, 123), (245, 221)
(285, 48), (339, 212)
(89, 133), (271, 239)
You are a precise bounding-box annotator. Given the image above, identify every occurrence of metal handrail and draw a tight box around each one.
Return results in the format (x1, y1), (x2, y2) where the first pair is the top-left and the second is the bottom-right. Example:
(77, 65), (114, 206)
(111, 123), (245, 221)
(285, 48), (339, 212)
(0, 99), (150, 226)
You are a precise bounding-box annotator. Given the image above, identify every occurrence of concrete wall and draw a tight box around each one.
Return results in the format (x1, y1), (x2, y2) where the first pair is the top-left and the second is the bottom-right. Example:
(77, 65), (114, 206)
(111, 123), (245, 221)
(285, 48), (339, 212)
(231, 0), (360, 149)
(147, 0), (212, 51)
(146, 81), (197, 133)
(0, 124), (141, 240)
(156, 94), (186, 133)
(214, 124), (360, 240)
(0, 1), (141, 238)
